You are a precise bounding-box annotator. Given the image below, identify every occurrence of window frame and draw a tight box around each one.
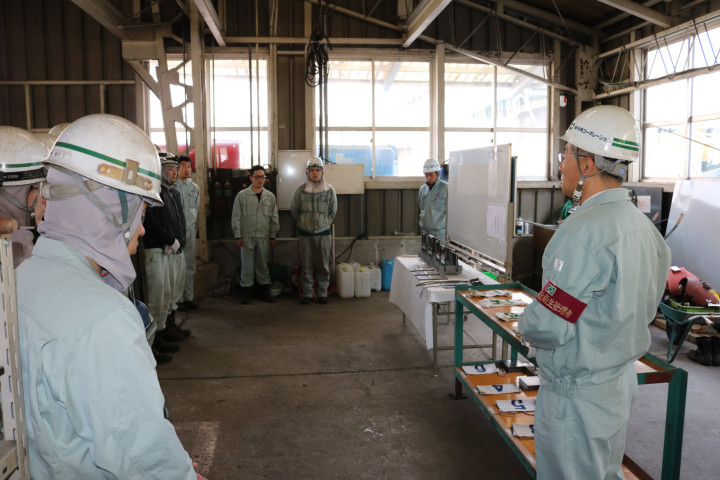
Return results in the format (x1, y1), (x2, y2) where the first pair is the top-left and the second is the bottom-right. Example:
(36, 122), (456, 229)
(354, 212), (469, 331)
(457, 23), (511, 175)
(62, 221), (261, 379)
(146, 53), (271, 169)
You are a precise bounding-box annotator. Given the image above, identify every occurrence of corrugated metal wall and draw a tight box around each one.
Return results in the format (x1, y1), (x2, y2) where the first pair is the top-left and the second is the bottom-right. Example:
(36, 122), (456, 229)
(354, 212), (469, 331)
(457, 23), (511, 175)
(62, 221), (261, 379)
(0, 0), (137, 129)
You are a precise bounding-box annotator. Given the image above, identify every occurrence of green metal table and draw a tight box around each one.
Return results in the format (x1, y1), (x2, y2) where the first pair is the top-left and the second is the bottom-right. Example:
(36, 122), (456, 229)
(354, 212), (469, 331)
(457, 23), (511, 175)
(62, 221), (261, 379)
(453, 282), (688, 480)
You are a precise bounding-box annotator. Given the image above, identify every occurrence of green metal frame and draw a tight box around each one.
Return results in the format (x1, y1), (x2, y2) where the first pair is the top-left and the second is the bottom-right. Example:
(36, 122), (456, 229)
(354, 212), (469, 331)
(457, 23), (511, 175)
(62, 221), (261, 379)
(453, 283), (687, 480)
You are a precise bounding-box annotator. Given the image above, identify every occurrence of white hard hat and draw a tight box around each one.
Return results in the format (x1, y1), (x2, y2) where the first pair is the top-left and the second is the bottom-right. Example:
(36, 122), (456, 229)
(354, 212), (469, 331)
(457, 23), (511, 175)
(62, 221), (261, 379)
(46, 114), (162, 205)
(48, 122), (71, 137)
(560, 105), (641, 162)
(307, 156), (324, 170)
(0, 126), (47, 186)
(35, 132), (57, 152)
(159, 151), (179, 168)
(423, 158), (441, 174)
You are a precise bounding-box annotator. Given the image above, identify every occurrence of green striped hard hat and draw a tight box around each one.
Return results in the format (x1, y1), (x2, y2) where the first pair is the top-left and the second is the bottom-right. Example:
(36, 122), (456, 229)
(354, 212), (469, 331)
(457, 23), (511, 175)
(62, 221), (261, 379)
(45, 114), (163, 206)
(560, 105), (641, 163)
(0, 126), (47, 186)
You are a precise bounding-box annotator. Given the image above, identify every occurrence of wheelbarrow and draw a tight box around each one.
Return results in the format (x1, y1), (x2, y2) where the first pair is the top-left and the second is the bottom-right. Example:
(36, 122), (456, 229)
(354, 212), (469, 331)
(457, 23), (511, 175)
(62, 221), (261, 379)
(658, 299), (720, 363)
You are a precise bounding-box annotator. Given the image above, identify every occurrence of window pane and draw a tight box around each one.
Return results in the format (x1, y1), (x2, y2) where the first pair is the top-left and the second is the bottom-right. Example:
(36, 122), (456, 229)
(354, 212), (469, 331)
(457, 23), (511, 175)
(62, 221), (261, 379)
(496, 65), (548, 128)
(691, 70), (720, 117)
(212, 59), (268, 128)
(647, 39), (691, 80)
(496, 132), (547, 178)
(323, 61), (372, 127)
(445, 131), (494, 156)
(375, 131), (429, 176)
(445, 63), (494, 128)
(320, 131), (374, 176)
(689, 119), (720, 178)
(693, 26), (720, 68)
(643, 125), (688, 178)
(646, 81), (687, 122)
(374, 61), (430, 127)
(148, 57), (268, 167)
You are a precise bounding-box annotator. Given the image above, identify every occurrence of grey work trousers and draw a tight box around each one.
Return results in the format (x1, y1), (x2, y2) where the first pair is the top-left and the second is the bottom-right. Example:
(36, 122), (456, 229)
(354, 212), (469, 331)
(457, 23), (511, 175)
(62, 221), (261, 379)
(168, 251), (186, 313)
(183, 228), (196, 302)
(240, 237), (272, 287)
(298, 234), (331, 299)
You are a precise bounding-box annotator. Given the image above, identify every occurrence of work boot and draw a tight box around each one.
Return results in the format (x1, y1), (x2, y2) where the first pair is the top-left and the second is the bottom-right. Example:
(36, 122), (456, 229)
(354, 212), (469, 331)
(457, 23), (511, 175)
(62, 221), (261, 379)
(317, 297), (328, 304)
(712, 337), (720, 367)
(152, 347), (172, 364)
(184, 300), (199, 309)
(166, 311), (191, 339)
(162, 313), (186, 342)
(688, 337), (713, 366)
(301, 296), (312, 305)
(240, 287), (251, 305)
(262, 284), (275, 303)
(153, 330), (180, 354)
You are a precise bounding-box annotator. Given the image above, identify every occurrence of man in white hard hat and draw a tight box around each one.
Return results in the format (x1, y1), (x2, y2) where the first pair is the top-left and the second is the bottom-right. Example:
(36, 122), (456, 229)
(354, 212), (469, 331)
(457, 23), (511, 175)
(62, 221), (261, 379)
(0, 126), (47, 266)
(518, 105), (671, 480)
(176, 155), (200, 310)
(17, 114), (206, 479)
(291, 156), (337, 304)
(418, 158), (448, 245)
(232, 164), (280, 304)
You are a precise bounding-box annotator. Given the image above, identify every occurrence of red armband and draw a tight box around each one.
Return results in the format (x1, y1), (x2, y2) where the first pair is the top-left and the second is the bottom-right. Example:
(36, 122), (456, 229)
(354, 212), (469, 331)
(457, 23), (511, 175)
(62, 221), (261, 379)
(536, 281), (587, 324)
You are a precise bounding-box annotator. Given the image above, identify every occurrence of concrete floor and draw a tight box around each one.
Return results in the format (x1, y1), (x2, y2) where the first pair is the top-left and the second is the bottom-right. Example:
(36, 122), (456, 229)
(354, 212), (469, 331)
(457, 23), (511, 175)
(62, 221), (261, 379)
(160, 290), (718, 480)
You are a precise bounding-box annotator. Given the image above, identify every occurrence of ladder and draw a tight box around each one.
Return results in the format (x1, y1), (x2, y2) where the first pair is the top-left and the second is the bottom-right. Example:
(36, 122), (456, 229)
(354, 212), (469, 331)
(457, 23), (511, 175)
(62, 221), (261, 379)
(0, 218), (30, 479)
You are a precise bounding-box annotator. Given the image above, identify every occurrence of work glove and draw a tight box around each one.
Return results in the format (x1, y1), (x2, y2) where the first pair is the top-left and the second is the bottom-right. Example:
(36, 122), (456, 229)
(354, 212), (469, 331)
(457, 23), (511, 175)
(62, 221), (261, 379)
(164, 239), (181, 255)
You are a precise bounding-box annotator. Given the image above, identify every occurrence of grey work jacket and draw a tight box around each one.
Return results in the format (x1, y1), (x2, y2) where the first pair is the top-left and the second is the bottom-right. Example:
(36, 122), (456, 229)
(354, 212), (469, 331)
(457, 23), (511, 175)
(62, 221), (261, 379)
(231, 187), (280, 239)
(290, 184), (337, 234)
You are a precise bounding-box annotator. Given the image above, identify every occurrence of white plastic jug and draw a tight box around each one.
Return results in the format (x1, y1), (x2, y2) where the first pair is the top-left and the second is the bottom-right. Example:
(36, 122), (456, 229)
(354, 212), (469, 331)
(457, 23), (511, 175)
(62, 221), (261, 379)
(366, 264), (382, 291)
(348, 261), (361, 271)
(354, 267), (371, 298)
(336, 263), (355, 299)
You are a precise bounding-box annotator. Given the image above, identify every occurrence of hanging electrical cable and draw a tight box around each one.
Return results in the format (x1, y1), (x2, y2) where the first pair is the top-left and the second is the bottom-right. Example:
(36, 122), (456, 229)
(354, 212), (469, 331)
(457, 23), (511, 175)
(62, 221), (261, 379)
(211, 39), (217, 173)
(305, 0), (331, 161)
(182, 21), (190, 154)
(255, 0), (262, 168)
(248, 0), (254, 166)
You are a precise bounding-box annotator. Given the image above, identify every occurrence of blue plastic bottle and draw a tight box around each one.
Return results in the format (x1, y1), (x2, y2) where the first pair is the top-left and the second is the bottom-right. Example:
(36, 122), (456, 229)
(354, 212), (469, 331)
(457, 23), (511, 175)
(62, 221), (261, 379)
(381, 259), (394, 291)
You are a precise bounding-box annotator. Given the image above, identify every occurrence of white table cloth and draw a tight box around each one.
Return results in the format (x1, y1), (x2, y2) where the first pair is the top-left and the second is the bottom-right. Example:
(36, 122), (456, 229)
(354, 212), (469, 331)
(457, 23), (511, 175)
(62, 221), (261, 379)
(388, 255), (496, 349)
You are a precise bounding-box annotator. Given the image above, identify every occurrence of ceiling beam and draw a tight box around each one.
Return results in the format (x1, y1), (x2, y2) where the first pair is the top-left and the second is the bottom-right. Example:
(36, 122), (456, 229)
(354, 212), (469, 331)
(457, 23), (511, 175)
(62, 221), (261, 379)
(70, 0), (129, 40)
(455, 0), (578, 46)
(485, 0), (595, 37)
(595, 0), (675, 28)
(192, 0), (226, 46)
(597, 0), (666, 30)
(403, 0), (452, 47)
(437, 38), (578, 94)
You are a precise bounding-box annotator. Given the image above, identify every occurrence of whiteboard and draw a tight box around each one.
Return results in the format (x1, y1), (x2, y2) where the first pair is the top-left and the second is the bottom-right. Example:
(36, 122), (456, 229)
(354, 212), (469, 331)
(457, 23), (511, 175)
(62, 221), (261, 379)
(323, 163), (365, 194)
(277, 150), (311, 210)
(665, 179), (720, 290)
(277, 151), (366, 210)
(447, 144), (514, 264)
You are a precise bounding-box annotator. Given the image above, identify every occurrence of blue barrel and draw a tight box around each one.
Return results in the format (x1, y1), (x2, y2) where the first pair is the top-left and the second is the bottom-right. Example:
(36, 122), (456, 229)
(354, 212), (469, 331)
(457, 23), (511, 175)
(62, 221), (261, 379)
(381, 259), (394, 291)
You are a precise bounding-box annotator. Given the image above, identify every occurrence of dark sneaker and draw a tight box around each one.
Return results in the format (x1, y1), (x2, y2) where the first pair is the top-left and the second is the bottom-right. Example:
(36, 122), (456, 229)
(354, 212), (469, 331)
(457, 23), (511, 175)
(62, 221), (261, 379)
(168, 323), (191, 338)
(184, 300), (199, 309)
(177, 303), (189, 312)
(317, 297), (328, 304)
(153, 332), (180, 353)
(301, 297), (313, 305)
(153, 347), (172, 363)
(162, 326), (185, 343)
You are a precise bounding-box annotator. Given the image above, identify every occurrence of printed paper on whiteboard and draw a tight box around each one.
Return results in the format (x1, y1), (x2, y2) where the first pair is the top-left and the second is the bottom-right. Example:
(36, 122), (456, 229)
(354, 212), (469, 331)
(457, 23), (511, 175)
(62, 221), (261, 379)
(487, 203), (507, 243)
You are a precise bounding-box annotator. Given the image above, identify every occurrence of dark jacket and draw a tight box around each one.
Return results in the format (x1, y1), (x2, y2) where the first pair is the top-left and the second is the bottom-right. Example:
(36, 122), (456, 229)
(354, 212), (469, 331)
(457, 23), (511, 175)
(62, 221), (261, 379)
(142, 185), (186, 250)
